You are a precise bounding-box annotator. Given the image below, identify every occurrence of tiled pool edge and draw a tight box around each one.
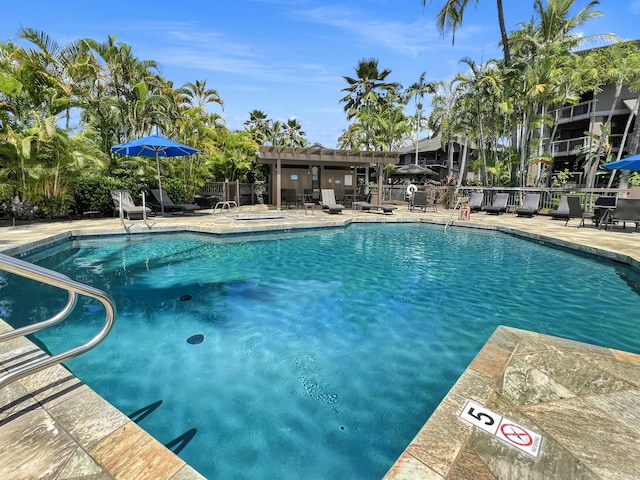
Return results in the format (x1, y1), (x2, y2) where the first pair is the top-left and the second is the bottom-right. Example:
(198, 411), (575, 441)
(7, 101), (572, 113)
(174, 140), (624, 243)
(0, 318), (206, 479)
(383, 326), (640, 479)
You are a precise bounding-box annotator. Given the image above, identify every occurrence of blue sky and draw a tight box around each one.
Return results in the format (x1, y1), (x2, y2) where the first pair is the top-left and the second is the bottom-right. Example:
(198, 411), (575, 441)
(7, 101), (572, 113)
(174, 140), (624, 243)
(3, 1), (640, 148)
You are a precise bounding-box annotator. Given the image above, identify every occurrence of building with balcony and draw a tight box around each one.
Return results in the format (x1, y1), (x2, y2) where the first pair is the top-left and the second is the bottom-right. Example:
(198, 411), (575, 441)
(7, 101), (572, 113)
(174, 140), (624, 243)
(547, 84), (636, 185)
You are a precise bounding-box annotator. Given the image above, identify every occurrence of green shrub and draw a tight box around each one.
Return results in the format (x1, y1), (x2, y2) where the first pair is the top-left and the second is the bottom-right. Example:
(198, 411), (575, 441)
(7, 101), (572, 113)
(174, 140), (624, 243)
(72, 175), (145, 215)
(154, 177), (189, 203)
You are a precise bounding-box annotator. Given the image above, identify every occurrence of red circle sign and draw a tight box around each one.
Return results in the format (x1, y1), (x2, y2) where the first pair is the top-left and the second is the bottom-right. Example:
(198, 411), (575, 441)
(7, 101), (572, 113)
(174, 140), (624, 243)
(500, 423), (533, 446)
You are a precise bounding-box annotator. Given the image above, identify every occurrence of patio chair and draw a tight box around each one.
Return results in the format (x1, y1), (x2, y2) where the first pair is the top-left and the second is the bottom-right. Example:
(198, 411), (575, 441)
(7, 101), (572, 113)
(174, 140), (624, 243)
(410, 189), (438, 212)
(549, 195), (570, 220)
(609, 198), (640, 231)
(593, 196), (616, 227)
(150, 188), (201, 215)
(110, 189), (152, 220)
(484, 193), (509, 214)
(320, 189), (345, 214)
(468, 192), (484, 212)
(565, 195), (593, 227)
(515, 193), (541, 217)
(280, 188), (297, 208)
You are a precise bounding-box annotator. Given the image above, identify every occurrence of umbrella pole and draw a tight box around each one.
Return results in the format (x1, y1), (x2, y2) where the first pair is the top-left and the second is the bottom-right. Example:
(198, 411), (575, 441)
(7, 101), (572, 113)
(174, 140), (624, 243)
(155, 153), (165, 216)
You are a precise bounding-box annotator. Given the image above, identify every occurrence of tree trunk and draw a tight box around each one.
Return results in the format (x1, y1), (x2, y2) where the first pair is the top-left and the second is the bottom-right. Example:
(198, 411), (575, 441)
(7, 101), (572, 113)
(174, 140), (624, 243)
(618, 95), (640, 190)
(535, 104), (546, 186)
(496, 0), (511, 65)
(456, 135), (469, 193)
(447, 139), (454, 177)
(607, 92), (640, 188)
(519, 111), (529, 187)
(587, 83), (623, 188)
(584, 89), (599, 188)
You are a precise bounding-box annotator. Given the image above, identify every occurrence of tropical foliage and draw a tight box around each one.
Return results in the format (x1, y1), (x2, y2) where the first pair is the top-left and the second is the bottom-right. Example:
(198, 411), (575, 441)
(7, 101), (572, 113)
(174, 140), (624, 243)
(398, 0), (633, 188)
(0, 29), (299, 218)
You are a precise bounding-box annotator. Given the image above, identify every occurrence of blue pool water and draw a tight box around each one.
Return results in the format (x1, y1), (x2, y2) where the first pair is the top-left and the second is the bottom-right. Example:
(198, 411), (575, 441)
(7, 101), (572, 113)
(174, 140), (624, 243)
(2, 224), (640, 479)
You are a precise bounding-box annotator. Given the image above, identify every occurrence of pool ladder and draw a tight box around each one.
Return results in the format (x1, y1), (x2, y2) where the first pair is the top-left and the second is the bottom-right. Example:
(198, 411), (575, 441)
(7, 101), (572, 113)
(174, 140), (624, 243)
(0, 253), (116, 389)
(444, 196), (463, 232)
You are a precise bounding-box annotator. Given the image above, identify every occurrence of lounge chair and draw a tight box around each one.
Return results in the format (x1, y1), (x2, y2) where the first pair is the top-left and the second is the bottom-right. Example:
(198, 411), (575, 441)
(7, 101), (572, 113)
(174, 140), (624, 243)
(150, 188), (201, 215)
(515, 193), (541, 217)
(468, 192), (484, 212)
(410, 189), (438, 212)
(565, 195), (593, 227)
(320, 189), (345, 214)
(355, 193), (398, 215)
(484, 193), (509, 214)
(549, 195), (570, 220)
(110, 189), (152, 220)
(609, 198), (640, 231)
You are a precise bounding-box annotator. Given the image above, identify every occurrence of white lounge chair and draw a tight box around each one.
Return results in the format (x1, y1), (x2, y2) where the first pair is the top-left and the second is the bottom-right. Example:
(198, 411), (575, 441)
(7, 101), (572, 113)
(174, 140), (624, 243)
(320, 189), (345, 214)
(110, 189), (152, 220)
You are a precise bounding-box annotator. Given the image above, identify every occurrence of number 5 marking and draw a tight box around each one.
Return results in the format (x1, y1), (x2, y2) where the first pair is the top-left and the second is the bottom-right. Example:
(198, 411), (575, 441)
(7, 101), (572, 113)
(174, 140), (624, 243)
(467, 407), (495, 425)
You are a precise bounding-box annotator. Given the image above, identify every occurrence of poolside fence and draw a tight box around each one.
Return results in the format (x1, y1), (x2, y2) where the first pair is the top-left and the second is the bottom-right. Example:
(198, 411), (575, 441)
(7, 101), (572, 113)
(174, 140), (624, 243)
(199, 181), (638, 213)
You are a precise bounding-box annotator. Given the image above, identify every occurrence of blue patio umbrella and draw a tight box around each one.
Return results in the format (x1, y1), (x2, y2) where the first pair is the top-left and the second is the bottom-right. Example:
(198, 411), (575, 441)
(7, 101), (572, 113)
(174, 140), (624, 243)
(602, 154), (640, 171)
(111, 134), (198, 215)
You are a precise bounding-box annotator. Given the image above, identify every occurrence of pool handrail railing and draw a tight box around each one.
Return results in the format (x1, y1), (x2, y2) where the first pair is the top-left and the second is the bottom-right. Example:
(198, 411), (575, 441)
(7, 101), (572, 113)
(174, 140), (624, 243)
(0, 253), (116, 389)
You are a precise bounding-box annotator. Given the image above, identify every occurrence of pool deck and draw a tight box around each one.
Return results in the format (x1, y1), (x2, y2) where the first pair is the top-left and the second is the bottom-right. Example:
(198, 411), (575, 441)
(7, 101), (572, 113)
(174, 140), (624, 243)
(1, 205), (639, 479)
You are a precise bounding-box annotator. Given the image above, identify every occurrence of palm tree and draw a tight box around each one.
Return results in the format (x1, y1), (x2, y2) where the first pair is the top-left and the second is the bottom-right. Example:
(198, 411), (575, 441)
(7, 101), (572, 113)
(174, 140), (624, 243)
(452, 58), (502, 185)
(340, 58), (398, 120)
(505, 0), (614, 186)
(244, 109), (270, 145)
(177, 79), (224, 113)
(405, 72), (436, 164)
(428, 80), (462, 179)
(283, 117), (307, 147)
(357, 103), (412, 151)
(422, 0), (512, 64)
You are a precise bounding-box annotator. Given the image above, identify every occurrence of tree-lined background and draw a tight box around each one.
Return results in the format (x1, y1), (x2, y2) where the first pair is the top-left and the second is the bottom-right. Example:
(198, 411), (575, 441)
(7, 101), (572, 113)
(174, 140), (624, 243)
(1, 0), (639, 219)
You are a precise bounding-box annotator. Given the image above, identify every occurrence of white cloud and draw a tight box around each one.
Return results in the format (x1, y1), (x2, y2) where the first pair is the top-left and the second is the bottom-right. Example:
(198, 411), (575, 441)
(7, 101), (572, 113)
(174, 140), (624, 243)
(289, 5), (439, 57)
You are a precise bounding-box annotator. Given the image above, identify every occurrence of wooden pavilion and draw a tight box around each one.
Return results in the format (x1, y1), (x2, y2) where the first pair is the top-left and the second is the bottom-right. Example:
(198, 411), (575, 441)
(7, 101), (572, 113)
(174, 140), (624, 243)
(257, 145), (399, 209)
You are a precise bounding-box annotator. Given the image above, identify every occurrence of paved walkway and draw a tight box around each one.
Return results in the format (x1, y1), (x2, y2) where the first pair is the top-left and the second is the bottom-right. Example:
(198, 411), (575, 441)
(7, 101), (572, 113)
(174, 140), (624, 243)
(1, 205), (639, 479)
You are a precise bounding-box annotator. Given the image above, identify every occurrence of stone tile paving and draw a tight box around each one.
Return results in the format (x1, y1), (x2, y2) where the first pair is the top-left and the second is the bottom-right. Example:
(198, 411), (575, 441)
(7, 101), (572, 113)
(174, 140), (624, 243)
(384, 327), (640, 480)
(0, 205), (638, 479)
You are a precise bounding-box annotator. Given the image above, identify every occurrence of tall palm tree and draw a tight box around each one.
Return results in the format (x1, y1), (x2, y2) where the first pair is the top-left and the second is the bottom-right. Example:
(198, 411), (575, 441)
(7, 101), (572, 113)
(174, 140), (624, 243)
(405, 72), (436, 164)
(428, 80), (462, 178)
(422, 0), (512, 64)
(244, 109), (270, 145)
(13, 28), (95, 128)
(340, 58), (398, 120)
(283, 117), (307, 147)
(452, 58), (501, 185)
(530, 0), (612, 51)
(177, 79), (223, 113)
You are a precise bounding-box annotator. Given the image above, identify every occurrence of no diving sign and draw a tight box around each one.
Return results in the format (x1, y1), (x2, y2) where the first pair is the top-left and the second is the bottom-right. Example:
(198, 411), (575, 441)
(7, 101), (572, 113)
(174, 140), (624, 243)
(459, 400), (542, 458)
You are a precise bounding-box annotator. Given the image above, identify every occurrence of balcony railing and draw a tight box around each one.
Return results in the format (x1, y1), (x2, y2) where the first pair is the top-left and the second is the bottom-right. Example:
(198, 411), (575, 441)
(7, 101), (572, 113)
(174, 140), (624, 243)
(549, 134), (624, 157)
(553, 100), (595, 123)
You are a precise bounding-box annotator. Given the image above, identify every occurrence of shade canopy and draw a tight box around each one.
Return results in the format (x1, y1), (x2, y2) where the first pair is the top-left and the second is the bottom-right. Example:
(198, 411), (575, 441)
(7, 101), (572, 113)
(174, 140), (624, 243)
(602, 155), (640, 171)
(392, 164), (438, 177)
(111, 134), (198, 157)
(111, 134), (198, 215)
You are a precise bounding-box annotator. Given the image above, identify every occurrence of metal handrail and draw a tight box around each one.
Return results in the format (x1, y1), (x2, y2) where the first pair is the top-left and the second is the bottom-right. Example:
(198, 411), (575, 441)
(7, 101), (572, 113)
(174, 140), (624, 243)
(0, 253), (116, 389)
(444, 196), (463, 232)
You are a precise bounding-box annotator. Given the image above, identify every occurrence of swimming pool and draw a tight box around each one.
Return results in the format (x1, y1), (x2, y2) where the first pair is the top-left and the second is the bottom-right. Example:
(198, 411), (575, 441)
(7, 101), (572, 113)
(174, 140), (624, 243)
(2, 224), (640, 479)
